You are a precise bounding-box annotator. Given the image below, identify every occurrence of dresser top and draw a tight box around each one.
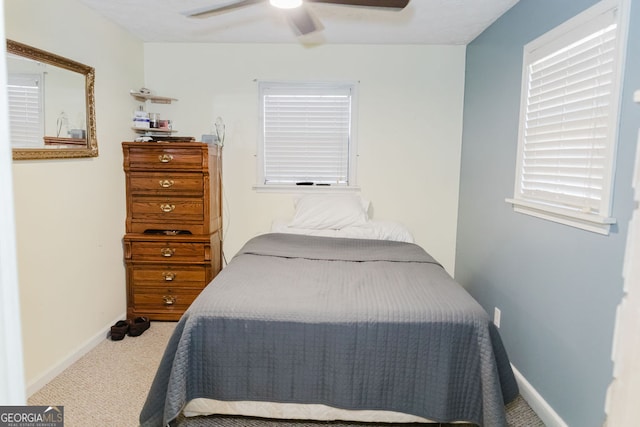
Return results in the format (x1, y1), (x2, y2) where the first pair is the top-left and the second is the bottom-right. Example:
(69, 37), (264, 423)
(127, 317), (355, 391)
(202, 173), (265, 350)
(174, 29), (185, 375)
(122, 141), (207, 147)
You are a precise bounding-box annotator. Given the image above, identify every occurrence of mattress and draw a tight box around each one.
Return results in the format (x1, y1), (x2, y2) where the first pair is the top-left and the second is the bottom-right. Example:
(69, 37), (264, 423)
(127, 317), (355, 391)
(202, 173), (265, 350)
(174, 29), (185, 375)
(140, 233), (518, 427)
(183, 399), (436, 423)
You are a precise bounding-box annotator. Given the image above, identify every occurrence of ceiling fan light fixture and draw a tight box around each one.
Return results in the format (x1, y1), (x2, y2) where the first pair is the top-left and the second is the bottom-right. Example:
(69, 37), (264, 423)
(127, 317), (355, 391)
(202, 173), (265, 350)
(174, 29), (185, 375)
(269, 0), (303, 9)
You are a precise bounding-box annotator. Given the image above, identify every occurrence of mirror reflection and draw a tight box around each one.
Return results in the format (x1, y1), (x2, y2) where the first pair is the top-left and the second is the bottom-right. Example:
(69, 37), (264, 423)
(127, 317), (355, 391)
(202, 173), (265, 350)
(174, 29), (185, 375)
(7, 40), (98, 160)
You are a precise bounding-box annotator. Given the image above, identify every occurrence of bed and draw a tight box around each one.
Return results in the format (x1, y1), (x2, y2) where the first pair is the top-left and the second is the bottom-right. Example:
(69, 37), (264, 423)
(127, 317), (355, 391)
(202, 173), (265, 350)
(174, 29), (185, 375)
(139, 195), (518, 427)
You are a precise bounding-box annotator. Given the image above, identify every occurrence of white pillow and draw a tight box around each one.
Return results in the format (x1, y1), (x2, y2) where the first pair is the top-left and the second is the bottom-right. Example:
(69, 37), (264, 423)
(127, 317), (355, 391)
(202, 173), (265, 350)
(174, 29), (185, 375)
(289, 194), (369, 230)
(271, 219), (414, 243)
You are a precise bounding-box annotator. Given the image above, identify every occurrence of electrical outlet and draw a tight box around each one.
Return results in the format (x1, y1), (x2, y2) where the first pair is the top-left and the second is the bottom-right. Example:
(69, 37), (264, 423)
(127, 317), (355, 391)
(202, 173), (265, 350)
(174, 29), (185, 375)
(494, 307), (501, 328)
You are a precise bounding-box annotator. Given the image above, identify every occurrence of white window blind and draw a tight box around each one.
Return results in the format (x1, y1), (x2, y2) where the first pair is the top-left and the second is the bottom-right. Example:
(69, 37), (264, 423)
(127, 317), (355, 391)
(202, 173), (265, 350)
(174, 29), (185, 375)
(8, 73), (43, 148)
(509, 1), (626, 234)
(259, 82), (354, 186)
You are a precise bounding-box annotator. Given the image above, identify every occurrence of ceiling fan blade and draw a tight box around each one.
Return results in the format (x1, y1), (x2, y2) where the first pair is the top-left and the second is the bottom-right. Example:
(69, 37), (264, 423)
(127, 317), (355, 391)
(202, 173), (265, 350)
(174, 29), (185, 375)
(286, 4), (323, 36)
(308, 0), (410, 9)
(183, 0), (264, 18)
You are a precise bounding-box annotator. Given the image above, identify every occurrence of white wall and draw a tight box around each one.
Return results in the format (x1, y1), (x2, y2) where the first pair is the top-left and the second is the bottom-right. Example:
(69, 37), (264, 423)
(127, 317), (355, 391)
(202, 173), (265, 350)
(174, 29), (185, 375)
(0, 0), (26, 404)
(144, 43), (466, 272)
(5, 0), (144, 391)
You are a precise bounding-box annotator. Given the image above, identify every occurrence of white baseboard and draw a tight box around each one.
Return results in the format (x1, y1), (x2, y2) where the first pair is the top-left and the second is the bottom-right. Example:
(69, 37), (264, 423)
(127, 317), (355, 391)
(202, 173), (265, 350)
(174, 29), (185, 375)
(512, 364), (568, 427)
(26, 312), (126, 397)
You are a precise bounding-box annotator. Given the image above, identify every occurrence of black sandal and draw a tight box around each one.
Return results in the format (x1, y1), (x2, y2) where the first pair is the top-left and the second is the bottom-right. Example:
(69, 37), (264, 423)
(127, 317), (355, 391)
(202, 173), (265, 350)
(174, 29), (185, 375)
(127, 317), (150, 337)
(110, 320), (129, 341)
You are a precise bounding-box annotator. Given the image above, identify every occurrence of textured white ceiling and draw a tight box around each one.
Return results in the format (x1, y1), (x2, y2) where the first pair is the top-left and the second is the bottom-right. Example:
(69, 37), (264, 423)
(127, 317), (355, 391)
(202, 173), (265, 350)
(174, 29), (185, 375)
(79, 0), (520, 45)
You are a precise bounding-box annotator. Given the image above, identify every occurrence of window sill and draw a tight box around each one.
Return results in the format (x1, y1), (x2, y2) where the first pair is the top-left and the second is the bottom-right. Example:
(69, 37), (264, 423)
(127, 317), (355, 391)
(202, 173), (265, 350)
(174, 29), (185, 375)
(253, 184), (361, 194)
(505, 198), (616, 235)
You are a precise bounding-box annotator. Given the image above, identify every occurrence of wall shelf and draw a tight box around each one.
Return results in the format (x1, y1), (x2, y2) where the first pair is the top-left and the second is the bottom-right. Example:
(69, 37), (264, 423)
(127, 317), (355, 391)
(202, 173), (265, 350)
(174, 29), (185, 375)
(131, 127), (178, 136)
(130, 91), (178, 104)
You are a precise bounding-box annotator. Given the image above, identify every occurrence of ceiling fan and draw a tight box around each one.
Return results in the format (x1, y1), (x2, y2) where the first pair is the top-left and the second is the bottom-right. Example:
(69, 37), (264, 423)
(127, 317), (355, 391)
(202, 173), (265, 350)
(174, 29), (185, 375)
(183, 0), (410, 37)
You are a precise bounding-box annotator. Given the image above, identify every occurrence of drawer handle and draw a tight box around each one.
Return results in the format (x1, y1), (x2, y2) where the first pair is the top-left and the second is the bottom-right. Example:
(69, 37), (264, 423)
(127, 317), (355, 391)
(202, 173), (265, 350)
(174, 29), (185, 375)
(159, 179), (175, 188)
(162, 295), (176, 306)
(158, 154), (174, 163)
(162, 272), (176, 281)
(160, 204), (175, 212)
(161, 247), (175, 257)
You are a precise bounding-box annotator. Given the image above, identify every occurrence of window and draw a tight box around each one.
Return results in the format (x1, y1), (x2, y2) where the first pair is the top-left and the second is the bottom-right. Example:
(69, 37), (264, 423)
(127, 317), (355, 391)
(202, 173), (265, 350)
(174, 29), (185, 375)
(507, 0), (628, 235)
(8, 73), (44, 148)
(256, 81), (357, 189)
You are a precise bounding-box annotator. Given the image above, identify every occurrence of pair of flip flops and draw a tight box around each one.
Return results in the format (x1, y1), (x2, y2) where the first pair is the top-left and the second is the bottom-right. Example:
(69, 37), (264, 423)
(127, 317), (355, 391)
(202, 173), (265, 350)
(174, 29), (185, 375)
(110, 317), (150, 341)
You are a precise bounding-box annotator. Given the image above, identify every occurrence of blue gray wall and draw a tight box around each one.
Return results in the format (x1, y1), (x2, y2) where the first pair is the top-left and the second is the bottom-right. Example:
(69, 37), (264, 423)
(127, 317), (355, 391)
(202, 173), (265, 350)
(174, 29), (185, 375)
(455, 0), (640, 425)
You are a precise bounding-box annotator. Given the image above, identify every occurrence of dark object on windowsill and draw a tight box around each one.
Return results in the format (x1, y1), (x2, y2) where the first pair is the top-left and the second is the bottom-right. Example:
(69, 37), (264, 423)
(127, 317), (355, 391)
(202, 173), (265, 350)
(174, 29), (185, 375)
(296, 182), (314, 186)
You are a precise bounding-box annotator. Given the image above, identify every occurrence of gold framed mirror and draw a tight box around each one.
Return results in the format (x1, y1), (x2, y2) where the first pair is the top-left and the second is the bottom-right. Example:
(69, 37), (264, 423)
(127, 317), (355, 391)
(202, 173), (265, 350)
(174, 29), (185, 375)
(7, 40), (98, 160)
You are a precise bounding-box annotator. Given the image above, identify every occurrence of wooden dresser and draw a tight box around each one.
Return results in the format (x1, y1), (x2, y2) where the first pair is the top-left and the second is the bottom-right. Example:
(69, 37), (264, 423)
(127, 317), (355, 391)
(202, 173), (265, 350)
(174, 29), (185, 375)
(122, 141), (222, 320)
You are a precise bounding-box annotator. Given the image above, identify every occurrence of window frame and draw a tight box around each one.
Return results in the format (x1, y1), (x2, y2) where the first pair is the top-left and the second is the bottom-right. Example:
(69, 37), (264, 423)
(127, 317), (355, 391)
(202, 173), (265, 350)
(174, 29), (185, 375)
(254, 80), (359, 193)
(506, 0), (630, 235)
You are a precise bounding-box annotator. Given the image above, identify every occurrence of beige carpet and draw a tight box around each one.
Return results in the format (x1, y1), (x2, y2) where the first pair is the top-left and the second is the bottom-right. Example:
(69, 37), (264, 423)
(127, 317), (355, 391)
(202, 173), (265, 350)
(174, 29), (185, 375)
(28, 321), (544, 427)
(28, 321), (175, 426)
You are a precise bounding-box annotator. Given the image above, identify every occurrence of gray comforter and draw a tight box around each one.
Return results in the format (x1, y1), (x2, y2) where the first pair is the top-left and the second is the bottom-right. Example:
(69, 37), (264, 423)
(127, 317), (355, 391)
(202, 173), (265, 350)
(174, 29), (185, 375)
(140, 233), (518, 427)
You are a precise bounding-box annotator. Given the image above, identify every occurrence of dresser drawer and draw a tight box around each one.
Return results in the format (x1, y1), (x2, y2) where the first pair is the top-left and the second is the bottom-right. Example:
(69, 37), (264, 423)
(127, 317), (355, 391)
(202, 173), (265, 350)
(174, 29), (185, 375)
(130, 197), (203, 222)
(131, 265), (207, 285)
(131, 286), (202, 313)
(129, 172), (204, 196)
(126, 147), (205, 170)
(129, 241), (206, 261)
